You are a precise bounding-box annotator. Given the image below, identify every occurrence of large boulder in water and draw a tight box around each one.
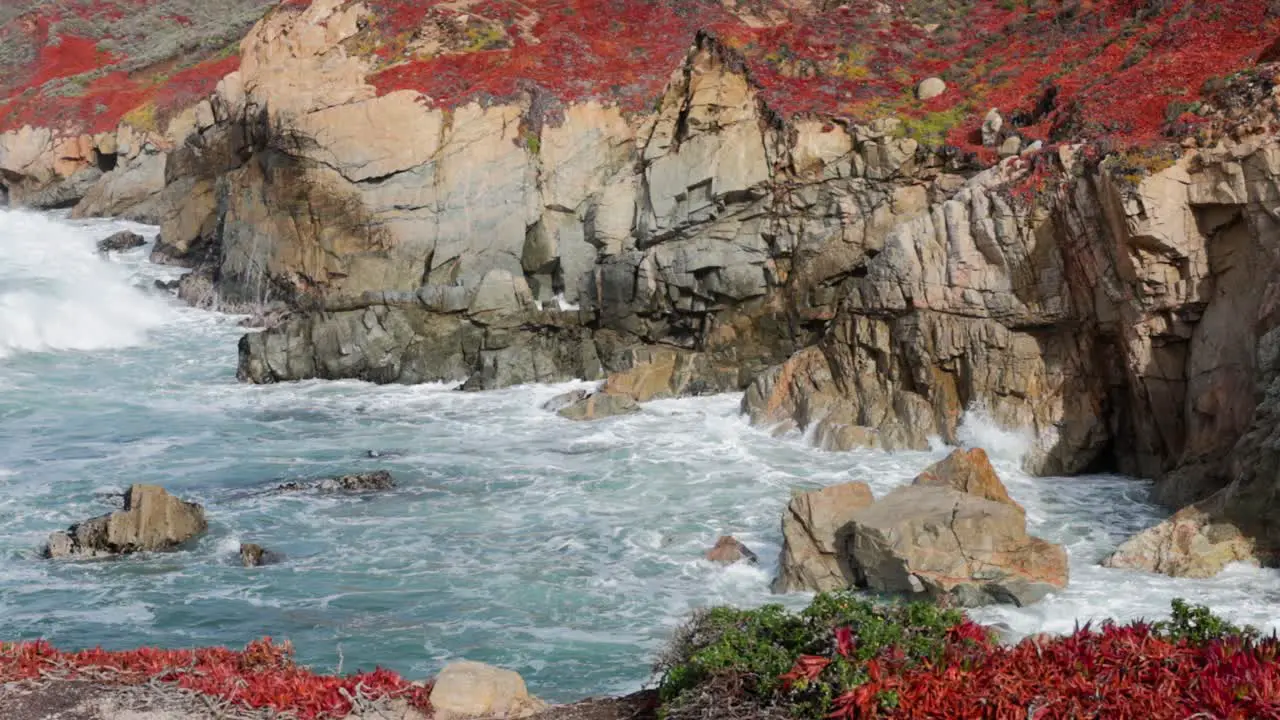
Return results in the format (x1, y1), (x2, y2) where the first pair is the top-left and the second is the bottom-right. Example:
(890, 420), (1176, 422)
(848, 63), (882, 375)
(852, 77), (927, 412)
(772, 481), (875, 593)
(842, 485), (1068, 607)
(44, 485), (208, 559)
(429, 661), (547, 720)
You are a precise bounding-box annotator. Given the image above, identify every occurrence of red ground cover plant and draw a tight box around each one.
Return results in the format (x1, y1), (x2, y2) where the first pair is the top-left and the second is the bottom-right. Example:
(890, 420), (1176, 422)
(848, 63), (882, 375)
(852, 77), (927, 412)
(0, 637), (432, 719)
(845, 621), (1280, 719)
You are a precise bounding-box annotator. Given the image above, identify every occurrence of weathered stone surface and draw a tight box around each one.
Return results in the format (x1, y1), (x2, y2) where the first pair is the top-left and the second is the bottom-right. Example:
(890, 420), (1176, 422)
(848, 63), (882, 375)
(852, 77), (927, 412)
(1101, 503), (1257, 578)
(429, 661), (546, 720)
(44, 485), (208, 559)
(843, 486), (1068, 607)
(772, 482), (875, 593)
(913, 448), (1024, 516)
(73, 151), (168, 222)
(556, 392), (640, 421)
(705, 536), (758, 565)
(317, 470), (396, 492)
(96, 231), (147, 254)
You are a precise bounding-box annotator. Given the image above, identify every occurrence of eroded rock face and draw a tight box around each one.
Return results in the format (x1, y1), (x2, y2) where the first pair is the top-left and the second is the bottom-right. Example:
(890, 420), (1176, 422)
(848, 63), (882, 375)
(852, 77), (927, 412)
(429, 661), (546, 720)
(772, 482), (875, 593)
(913, 448), (1024, 516)
(1101, 503), (1258, 578)
(844, 485), (1068, 607)
(44, 485), (208, 559)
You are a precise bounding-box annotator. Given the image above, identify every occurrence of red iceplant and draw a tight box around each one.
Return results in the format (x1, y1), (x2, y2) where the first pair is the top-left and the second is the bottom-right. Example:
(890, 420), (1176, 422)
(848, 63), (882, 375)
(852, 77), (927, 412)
(817, 622), (1280, 719)
(0, 638), (432, 720)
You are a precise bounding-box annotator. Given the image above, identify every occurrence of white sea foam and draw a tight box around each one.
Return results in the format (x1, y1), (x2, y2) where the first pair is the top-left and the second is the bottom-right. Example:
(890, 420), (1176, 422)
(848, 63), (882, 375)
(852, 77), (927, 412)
(0, 209), (173, 358)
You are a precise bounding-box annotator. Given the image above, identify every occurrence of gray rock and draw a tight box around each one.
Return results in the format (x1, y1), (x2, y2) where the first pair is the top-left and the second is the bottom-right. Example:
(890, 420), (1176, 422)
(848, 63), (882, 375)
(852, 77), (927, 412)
(316, 470), (396, 493)
(96, 230), (146, 253)
(542, 389), (590, 412)
(240, 542), (283, 567)
(981, 108), (1004, 147)
(556, 392), (640, 421)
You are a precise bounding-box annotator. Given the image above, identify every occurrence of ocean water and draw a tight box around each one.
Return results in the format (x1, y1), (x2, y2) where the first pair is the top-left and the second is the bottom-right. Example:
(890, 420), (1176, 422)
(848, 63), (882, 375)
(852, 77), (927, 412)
(2, 208), (1280, 702)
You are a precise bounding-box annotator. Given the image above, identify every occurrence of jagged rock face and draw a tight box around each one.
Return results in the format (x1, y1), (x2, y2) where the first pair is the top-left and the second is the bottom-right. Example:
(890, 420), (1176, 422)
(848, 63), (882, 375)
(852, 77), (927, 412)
(843, 485), (1068, 608)
(44, 485), (208, 560)
(913, 448), (1025, 516)
(772, 481), (875, 594)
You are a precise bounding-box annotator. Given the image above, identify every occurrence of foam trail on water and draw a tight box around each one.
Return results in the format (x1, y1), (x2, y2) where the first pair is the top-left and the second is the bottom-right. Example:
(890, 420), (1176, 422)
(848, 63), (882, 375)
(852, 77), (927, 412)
(0, 209), (173, 357)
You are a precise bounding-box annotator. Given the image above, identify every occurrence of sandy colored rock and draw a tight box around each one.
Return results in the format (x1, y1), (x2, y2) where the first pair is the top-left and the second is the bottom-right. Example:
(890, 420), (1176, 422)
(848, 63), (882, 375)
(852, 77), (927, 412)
(843, 485), (1068, 607)
(1101, 504), (1258, 578)
(44, 485), (207, 559)
(430, 661), (546, 720)
(916, 77), (946, 100)
(772, 481), (875, 593)
(913, 448), (1024, 515)
(705, 536), (758, 565)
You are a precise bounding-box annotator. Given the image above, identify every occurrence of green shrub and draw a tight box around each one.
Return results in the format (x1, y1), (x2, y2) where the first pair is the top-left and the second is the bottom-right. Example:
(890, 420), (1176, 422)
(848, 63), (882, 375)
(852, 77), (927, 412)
(1152, 598), (1259, 644)
(655, 592), (969, 717)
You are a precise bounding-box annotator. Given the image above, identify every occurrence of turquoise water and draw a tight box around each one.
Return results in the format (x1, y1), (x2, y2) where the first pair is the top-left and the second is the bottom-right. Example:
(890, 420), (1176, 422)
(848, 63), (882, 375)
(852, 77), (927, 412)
(2, 208), (1280, 702)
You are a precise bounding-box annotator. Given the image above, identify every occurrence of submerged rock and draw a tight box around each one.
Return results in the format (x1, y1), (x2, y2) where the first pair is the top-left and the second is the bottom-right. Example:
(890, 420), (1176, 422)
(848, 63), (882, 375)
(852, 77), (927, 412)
(44, 485), (208, 559)
(429, 661), (547, 720)
(96, 230), (146, 253)
(705, 535), (758, 565)
(556, 392), (640, 421)
(843, 485), (1068, 607)
(318, 470), (396, 493)
(773, 482), (875, 593)
(275, 470), (397, 493)
(240, 542), (283, 567)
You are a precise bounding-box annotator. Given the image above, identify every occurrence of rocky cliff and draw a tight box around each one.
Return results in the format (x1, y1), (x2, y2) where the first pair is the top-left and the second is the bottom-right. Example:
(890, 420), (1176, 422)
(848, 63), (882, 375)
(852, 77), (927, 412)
(4, 0), (1280, 576)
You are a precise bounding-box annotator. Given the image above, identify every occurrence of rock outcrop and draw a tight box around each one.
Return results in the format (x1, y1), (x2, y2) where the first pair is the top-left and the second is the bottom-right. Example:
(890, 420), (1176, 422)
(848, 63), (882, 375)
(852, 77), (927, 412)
(44, 485), (208, 559)
(705, 536), (758, 565)
(429, 661), (546, 720)
(773, 482), (875, 593)
(843, 485), (1068, 607)
(774, 452), (1066, 606)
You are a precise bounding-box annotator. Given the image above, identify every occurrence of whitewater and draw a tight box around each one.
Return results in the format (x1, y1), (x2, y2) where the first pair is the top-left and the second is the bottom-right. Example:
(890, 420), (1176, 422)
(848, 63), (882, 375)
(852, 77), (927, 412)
(1, 208), (1279, 701)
